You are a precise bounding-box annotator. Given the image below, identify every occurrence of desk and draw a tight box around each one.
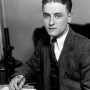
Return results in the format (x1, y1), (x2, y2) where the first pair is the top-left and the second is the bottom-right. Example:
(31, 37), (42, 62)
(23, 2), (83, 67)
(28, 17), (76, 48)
(0, 84), (36, 90)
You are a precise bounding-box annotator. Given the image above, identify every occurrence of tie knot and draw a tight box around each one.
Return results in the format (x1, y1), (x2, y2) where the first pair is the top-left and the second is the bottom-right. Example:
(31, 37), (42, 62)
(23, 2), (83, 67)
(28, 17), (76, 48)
(51, 38), (56, 44)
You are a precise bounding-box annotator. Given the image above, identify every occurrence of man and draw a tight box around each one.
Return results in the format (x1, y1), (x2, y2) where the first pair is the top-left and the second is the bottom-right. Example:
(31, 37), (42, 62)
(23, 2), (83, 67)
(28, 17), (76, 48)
(9, 0), (90, 90)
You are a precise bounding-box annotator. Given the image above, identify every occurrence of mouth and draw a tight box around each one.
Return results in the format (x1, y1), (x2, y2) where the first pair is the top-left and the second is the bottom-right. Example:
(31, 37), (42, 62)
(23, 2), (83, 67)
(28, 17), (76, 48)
(48, 28), (57, 30)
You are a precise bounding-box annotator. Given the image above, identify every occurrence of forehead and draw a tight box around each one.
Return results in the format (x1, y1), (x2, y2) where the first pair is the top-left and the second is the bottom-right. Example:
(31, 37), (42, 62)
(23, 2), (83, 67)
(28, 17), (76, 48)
(43, 2), (68, 14)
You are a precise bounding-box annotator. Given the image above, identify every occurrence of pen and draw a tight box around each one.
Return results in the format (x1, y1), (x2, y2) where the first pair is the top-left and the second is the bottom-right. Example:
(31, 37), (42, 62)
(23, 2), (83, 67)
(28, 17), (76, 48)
(18, 72), (27, 86)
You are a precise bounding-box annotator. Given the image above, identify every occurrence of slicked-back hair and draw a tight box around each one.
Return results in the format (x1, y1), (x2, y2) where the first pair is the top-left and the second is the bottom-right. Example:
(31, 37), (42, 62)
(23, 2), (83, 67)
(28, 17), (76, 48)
(42, 0), (72, 13)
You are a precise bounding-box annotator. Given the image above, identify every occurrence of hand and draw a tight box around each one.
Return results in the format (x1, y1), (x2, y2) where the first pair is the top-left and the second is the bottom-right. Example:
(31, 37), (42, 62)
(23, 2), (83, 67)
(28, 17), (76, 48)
(9, 75), (25, 90)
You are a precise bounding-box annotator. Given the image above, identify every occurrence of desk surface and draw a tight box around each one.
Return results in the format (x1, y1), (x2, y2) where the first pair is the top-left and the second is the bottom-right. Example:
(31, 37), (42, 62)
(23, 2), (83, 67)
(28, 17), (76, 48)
(0, 84), (36, 90)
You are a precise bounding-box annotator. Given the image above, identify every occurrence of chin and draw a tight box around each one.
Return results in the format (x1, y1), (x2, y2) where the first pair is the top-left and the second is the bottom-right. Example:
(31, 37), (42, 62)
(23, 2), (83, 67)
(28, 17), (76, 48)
(49, 33), (57, 37)
(47, 30), (57, 36)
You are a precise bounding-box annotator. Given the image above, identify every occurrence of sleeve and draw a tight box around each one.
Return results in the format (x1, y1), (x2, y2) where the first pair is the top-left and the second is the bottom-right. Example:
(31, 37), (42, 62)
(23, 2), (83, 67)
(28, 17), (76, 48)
(8, 40), (42, 84)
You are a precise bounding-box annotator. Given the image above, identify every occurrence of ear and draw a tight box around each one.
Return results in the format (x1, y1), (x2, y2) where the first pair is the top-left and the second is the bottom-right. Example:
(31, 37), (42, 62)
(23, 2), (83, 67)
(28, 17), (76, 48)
(68, 12), (73, 23)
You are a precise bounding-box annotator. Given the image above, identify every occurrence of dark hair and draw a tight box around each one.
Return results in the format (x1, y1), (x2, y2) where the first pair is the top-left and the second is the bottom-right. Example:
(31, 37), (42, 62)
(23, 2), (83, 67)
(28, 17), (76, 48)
(42, 0), (72, 13)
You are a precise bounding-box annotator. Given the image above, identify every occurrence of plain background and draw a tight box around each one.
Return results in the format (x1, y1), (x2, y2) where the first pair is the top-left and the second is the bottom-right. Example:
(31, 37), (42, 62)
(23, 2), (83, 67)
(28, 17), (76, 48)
(1, 0), (90, 62)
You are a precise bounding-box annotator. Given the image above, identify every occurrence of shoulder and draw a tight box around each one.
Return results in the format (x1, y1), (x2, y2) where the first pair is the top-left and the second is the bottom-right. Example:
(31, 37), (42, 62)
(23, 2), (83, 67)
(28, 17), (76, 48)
(68, 27), (90, 51)
(74, 30), (90, 46)
(71, 29), (90, 53)
(35, 34), (50, 48)
(69, 26), (90, 45)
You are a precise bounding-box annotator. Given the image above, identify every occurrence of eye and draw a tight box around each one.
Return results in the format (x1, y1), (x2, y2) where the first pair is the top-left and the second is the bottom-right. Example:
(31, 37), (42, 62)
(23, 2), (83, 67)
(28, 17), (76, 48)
(54, 13), (62, 19)
(43, 13), (50, 19)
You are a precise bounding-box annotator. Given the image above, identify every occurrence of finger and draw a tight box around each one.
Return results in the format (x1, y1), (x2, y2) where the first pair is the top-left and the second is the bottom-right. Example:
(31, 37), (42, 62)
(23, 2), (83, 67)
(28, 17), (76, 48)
(9, 78), (18, 90)
(9, 75), (24, 90)
(14, 77), (20, 90)
(9, 80), (15, 90)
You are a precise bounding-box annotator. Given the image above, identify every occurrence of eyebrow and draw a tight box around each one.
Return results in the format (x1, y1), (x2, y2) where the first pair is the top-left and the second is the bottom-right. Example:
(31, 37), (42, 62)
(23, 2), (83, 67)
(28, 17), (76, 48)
(43, 12), (50, 15)
(43, 12), (50, 17)
(54, 13), (63, 15)
(43, 12), (63, 16)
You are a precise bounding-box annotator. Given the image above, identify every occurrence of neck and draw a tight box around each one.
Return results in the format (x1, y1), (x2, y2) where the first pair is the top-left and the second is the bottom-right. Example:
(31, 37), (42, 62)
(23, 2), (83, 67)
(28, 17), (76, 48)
(53, 24), (69, 39)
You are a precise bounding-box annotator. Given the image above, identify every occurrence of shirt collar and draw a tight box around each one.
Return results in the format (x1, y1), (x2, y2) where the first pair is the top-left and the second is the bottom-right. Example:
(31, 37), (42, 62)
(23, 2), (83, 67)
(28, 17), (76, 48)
(57, 28), (69, 50)
(50, 25), (69, 49)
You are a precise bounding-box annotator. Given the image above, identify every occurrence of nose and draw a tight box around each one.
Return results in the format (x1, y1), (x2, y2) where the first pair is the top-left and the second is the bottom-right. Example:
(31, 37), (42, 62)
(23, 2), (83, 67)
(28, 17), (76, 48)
(49, 16), (55, 26)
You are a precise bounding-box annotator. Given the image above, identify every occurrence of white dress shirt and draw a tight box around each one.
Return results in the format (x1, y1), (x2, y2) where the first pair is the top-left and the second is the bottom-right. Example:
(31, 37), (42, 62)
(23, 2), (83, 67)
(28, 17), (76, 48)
(53, 27), (69, 61)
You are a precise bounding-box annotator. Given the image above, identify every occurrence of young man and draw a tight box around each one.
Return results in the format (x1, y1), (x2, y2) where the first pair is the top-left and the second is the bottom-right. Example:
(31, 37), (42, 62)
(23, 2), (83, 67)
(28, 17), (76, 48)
(9, 0), (90, 90)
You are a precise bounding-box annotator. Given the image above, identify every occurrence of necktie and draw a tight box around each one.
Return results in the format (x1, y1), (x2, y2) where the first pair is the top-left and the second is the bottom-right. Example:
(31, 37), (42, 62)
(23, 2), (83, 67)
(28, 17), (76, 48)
(51, 38), (56, 54)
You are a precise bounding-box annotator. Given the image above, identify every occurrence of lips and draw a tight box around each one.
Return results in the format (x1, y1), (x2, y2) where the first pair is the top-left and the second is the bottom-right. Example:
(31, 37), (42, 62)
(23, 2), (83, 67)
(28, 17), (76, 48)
(48, 28), (57, 29)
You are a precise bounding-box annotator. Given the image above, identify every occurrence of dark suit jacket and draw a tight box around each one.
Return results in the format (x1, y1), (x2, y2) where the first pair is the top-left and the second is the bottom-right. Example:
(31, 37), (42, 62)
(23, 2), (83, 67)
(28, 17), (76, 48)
(13, 27), (90, 90)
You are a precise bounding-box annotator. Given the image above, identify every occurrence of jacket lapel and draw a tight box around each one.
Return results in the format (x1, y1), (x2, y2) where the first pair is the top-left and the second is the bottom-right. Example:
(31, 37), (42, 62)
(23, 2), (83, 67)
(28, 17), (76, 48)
(43, 38), (51, 90)
(58, 28), (76, 85)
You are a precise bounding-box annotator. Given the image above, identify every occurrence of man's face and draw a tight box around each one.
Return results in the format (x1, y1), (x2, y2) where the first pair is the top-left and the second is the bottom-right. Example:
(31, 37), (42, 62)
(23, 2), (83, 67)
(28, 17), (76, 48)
(42, 2), (72, 38)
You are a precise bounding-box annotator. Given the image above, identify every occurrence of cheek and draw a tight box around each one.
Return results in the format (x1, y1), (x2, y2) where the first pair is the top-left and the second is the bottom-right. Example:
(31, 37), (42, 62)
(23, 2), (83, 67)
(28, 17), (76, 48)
(44, 19), (48, 27)
(57, 21), (66, 29)
(57, 18), (68, 27)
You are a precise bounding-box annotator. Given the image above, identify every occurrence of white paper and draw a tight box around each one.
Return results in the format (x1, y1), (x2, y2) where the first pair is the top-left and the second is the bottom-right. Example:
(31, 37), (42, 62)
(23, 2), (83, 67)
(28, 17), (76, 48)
(0, 86), (9, 90)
